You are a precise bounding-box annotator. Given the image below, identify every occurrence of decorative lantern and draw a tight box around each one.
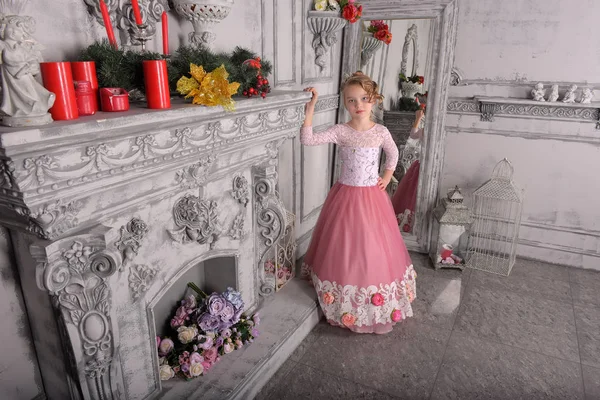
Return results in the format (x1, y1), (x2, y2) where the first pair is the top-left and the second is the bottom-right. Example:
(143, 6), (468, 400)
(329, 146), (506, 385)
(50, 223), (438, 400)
(264, 210), (297, 291)
(466, 159), (524, 276)
(429, 186), (472, 270)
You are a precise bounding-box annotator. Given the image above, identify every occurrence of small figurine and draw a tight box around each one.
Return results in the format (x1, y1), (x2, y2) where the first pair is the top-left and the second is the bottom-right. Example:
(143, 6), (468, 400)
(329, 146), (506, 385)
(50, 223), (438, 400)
(547, 84), (559, 102)
(0, 15), (55, 127)
(531, 82), (546, 102)
(579, 88), (594, 104)
(561, 84), (577, 103)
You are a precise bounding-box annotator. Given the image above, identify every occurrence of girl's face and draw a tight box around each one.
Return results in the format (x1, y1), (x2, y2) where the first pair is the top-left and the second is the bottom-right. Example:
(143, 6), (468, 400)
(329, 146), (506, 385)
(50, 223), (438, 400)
(343, 84), (374, 121)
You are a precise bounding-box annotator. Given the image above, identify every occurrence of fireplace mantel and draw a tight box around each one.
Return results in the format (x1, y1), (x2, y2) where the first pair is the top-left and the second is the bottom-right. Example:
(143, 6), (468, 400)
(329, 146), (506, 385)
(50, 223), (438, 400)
(1, 90), (314, 400)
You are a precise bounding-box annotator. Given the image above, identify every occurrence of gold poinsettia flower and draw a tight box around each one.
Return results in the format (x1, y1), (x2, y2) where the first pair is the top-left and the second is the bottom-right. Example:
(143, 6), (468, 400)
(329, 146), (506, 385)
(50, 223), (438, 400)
(176, 63), (241, 112)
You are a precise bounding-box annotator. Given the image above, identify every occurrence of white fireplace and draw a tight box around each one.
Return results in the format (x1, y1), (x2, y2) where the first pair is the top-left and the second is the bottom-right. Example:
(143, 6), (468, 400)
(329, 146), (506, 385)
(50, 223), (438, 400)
(0, 91), (314, 399)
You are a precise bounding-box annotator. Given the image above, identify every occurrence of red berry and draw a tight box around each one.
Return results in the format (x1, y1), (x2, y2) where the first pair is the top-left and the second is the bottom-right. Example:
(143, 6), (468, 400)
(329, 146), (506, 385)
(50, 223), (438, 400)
(261, 93), (266, 98)
(243, 91), (247, 96)
(257, 75), (263, 80)
(264, 79), (269, 85)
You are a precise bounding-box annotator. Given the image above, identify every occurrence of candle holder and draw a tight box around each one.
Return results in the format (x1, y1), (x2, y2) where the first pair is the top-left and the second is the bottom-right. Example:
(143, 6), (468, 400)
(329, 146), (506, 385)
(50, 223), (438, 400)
(130, 23), (151, 51)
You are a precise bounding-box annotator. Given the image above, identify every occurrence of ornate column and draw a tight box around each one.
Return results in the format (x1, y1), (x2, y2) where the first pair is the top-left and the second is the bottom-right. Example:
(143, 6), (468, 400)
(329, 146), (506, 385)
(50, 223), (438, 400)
(30, 225), (124, 400)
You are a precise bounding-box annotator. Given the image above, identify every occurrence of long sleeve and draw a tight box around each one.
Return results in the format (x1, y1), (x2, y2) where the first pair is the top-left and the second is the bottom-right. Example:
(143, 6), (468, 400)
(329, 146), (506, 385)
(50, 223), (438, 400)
(300, 125), (339, 146)
(409, 127), (424, 140)
(382, 127), (399, 170)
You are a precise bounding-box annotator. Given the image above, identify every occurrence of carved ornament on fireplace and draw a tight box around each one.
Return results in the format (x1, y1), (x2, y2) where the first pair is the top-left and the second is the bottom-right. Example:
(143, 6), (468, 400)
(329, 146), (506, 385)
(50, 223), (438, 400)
(175, 153), (217, 189)
(31, 199), (85, 239)
(168, 194), (222, 249)
(231, 175), (250, 207)
(31, 226), (123, 400)
(115, 217), (149, 271)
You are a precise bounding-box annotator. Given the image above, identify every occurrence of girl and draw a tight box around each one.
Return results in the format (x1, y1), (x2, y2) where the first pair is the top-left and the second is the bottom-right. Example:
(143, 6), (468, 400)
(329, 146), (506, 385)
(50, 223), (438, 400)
(300, 72), (416, 334)
(392, 109), (424, 232)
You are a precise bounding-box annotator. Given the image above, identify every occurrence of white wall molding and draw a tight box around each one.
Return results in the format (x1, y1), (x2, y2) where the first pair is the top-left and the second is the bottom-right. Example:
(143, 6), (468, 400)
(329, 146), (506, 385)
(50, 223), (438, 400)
(445, 126), (600, 145)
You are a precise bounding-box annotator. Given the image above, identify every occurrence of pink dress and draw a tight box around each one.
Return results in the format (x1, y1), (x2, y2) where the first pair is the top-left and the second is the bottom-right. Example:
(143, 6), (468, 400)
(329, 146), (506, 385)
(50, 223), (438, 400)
(392, 127), (422, 232)
(300, 123), (416, 334)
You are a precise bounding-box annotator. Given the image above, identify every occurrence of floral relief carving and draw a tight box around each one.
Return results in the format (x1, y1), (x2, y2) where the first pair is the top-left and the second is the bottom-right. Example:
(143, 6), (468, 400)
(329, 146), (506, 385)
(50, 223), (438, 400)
(115, 217), (148, 272)
(231, 175), (249, 207)
(0, 159), (16, 189)
(32, 199), (85, 239)
(168, 194), (221, 249)
(227, 213), (246, 240)
(128, 264), (157, 301)
(175, 154), (217, 189)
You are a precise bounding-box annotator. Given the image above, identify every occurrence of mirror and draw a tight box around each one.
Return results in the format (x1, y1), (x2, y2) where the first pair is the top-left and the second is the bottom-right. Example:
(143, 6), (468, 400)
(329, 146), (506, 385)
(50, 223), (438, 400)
(335, 1), (458, 252)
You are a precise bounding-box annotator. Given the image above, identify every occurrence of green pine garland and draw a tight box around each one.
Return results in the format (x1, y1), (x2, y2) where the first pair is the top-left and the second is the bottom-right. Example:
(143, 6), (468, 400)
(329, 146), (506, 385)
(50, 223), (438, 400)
(78, 41), (272, 97)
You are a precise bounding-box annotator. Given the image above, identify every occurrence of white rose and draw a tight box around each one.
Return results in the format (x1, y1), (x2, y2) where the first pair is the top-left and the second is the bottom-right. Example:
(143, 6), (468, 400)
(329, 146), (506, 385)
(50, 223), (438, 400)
(189, 362), (204, 377)
(159, 365), (175, 381)
(177, 325), (198, 344)
(223, 343), (234, 354)
(159, 357), (166, 366)
(314, 0), (327, 11)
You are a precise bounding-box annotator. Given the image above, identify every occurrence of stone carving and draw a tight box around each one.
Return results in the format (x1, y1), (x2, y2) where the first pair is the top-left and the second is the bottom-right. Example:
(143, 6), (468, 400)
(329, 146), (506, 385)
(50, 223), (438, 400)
(31, 199), (84, 239)
(306, 11), (347, 71)
(128, 264), (157, 301)
(480, 103), (497, 122)
(13, 107), (303, 192)
(172, 0), (234, 46)
(547, 84), (559, 102)
(562, 84), (577, 103)
(253, 164), (286, 297)
(227, 213), (246, 240)
(0, 159), (16, 190)
(579, 88), (594, 104)
(314, 94), (340, 113)
(449, 68), (463, 86)
(32, 227), (123, 400)
(231, 175), (249, 207)
(175, 154), (217, 189)
(168, 194), (221, 249)
(115, 217), (148, 271)
(531, 83), (546, 102)
(446, 99), (479, 113)
(400, 24), (419, 77)
(360, 33), (383, 68)
(0, 15), (55, 127)
(117, 0), (167, 48)
(83, 0), (119, 26)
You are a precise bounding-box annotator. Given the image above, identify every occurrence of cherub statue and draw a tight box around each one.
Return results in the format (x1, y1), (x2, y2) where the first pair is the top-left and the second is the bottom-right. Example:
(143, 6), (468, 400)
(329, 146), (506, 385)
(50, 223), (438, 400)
(579, 88), (594, 104)
(547, 84), (559, 102)
(561, 84), (577, 103)
(0, 15), (55, 127)
(531, 83), (546, 102)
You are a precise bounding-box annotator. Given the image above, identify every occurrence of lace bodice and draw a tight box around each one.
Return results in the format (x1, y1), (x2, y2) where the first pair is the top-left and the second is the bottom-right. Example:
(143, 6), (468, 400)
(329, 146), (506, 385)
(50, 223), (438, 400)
(300, 124), (398, 187)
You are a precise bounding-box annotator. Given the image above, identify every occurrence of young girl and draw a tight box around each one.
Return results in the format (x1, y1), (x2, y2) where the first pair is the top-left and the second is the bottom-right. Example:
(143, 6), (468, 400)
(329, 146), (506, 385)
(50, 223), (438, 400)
(300, 72), (416, 334)
(392, 109), (424, 232)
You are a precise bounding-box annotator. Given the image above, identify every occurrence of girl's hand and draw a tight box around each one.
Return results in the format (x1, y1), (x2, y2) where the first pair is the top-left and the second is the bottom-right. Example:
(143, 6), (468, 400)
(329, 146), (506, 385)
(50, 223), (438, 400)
(304, 87), (318, 109)
(377, 176), (390, 191)
(415, 109), (424, 121)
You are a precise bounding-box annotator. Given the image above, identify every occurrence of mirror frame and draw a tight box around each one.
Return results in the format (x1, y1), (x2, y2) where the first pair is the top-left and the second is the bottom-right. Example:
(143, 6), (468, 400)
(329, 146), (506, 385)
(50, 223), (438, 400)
(401, 24), (419, 77)
(334, 0), (459, 253)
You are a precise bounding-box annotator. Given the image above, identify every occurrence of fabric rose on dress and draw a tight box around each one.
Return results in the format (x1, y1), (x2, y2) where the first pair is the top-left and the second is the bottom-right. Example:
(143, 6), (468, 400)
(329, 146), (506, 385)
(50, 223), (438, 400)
(158, 338), (174, 356)
(341, 313), (357, 327)
(371, 293), (384, 306)
(322, 292), (335, 305)
(198, 312), (221, 332)
(159, 365), (175, 381)
(390, 309), (403, 322)
(177, 325), (198, 344)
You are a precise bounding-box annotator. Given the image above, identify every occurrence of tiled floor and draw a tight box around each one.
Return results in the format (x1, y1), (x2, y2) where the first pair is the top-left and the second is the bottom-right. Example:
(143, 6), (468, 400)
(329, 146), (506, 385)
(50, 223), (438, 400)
(256, 252), (600, 400)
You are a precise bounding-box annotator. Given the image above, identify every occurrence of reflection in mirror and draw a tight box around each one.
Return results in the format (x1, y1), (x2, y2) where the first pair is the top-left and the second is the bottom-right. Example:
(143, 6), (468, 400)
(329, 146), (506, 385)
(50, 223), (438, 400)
(358, 18), (433, 235)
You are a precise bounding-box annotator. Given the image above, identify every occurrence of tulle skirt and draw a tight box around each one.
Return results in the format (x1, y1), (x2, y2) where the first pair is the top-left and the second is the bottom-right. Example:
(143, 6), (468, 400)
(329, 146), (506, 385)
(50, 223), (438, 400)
(392, 160), (420, 232)
(302, 182), (417, 334)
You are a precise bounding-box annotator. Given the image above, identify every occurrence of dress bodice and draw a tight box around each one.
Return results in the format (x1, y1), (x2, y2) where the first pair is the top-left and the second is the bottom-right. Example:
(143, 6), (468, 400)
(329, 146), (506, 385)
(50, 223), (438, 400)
(300, 123), (399, 188)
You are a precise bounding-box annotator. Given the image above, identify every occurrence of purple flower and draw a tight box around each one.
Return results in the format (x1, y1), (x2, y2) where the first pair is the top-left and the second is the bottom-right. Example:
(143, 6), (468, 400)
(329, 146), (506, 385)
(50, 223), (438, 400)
(182, 294), (197, 310)
(180, 362), (190, 374)
(158, 338), (174, 356)
(232, 308), (244, 324)
(197, 335), (213, 350)
(207, 294), (227, 316)
(251, 328), (260, 338)
(189, 352), (204, 364)
(252, 314), (260, 326)
(223, 287), (244, 311)
(219, 302), (236, 322)
(198, 312), (221, 333)
(216, 337), (224, 347)
(221, 329), (232, 338)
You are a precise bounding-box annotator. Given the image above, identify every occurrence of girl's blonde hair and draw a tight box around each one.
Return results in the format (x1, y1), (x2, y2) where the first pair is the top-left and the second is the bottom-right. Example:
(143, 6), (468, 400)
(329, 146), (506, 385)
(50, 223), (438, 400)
(341, 71), (384, 105)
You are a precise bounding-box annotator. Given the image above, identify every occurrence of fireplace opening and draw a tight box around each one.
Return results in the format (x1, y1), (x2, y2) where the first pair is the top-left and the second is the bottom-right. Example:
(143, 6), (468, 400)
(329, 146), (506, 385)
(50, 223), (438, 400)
(153, 256), (238, 336)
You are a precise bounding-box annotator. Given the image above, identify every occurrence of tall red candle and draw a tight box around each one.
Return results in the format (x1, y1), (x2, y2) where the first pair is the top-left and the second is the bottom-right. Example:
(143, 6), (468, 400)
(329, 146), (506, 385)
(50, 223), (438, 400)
(71, 61), (99, 112)
(131, 0), (143, 25)
(99, 0), (117, 48)
(161, 11), (169, 55)
(143, 60), (171, 109)
(40, 62), (79, 121)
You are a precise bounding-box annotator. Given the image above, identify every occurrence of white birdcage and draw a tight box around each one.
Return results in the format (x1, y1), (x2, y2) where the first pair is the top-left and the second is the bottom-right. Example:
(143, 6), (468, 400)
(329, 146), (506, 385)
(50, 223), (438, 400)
(264, 210), (297, 291)
(466, 159), (524, 276)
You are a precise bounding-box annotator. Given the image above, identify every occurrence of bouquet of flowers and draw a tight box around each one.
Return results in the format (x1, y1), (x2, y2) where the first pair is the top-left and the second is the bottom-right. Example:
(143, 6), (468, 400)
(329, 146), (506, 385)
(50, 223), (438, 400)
(156, 283), (260, 381)
(313, 0), (363, 24)
(367, 20), (392, 45)
(399, 73), (425, 85)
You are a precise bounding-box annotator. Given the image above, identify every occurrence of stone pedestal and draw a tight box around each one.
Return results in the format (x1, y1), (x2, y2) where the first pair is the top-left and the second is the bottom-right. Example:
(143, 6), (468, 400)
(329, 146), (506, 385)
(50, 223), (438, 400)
(0, 91), (312, 399)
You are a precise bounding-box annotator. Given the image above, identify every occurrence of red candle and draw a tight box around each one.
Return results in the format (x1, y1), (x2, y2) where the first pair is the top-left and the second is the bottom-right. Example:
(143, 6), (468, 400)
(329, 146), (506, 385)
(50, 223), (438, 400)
(131, 0), (143, 25)
(71, 61), (99, 112)
(143, 60), (171, 109)
(40, 62), (79, 121)
(161, 11), (169, 55)
(99, 0), (117, 48)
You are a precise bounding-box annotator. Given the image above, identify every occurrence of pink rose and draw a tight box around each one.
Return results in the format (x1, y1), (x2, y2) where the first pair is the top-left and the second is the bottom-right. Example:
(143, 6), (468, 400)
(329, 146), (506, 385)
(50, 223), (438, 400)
(322, 292), (335, 305)
(158, 338), (174, 356)
(189, 352), (203, 364)
(203, 346), (218, 363)
(371, 293), (384, 306)
(341, 313), (357, 327)
(391, 309), (403, 322)
(201, 360), (212, 371)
